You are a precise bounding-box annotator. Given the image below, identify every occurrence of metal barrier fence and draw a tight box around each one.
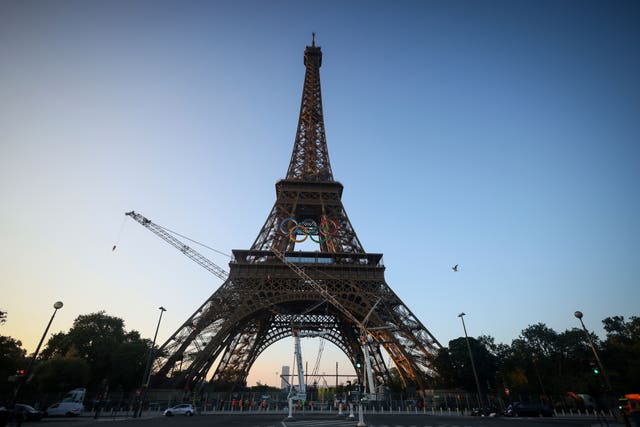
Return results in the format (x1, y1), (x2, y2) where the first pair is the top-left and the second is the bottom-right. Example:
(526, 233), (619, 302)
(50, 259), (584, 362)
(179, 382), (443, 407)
(7, 389), (623, 421)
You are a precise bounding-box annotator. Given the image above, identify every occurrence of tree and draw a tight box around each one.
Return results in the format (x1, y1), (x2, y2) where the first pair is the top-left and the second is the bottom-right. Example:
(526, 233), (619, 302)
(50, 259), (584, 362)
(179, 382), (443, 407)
(519, 323), (558, 358)
(33, 357), (91, 393)
(0, 335), (27, 397)
(109, 332), (150, 391)
(555, 327), (594, 393)
(601, 316), (640, 393)
(40, 311), (151, 390)
(602, 316), (639, 341)
(431, 347), (457, 389)
(478, 335), (509, 358)
(432, 316), (638, 398)
(39, 332), (70, 360)
(495, 323), (605, 398)
(516, 324), (559, 397)
(443, 337), (499, 395)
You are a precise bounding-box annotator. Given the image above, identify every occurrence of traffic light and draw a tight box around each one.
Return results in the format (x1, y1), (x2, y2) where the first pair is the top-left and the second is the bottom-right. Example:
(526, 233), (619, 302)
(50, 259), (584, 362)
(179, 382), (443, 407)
(593, 367), (600, 375)
(355, 354), (363, 370)
(16, 369), (25, 376)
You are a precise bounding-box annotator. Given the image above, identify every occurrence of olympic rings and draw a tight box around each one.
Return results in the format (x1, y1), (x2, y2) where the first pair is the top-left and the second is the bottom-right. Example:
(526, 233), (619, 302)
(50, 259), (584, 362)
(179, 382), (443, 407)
(279, 217), (338, 243)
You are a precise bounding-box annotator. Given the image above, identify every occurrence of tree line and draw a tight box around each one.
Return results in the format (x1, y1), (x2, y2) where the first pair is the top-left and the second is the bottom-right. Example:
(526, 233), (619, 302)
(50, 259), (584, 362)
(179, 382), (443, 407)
(1, 310), (638, 402)
(1, 311), (151, 400)
(429, 316), (639, 402)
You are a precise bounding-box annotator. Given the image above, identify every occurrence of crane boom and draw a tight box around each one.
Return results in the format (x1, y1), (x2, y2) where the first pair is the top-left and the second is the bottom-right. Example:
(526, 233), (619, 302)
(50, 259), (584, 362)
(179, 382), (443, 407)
(125, 211), (229, 282)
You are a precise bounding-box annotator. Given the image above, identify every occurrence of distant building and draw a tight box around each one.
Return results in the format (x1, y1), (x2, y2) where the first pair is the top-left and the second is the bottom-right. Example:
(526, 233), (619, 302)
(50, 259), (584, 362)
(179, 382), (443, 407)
(281, 366), (290, 390)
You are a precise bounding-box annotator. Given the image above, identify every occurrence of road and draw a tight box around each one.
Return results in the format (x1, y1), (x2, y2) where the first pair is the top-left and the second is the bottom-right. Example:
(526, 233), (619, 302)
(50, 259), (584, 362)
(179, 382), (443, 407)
(34, 412), (623, 427)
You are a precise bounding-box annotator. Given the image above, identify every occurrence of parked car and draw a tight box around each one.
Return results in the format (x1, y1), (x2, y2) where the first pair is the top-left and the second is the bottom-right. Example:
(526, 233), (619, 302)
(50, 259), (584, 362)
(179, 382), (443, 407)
(0, 406), (10, 425)
(44, 401), (83, 417)
(163, 404), (195, 416)
(505, 402), (553, 417)
(13, 404), (44, 421)
(471, 406), (500, 416)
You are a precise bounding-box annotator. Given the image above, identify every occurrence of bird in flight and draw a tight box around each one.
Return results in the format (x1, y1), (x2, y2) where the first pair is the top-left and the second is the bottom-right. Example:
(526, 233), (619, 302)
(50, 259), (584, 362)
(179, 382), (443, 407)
(452, 264), (459, 272)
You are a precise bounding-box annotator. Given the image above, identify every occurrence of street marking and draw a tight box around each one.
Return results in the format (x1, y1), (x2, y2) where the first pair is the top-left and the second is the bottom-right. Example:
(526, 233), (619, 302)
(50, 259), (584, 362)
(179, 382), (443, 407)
(281, 420), (357, 427)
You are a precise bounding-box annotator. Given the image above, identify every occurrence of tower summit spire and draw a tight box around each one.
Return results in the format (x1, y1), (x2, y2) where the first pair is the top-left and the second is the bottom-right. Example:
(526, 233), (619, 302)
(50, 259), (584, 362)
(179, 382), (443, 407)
(251, 40), (364, 254)
(285, 35), (332, 181)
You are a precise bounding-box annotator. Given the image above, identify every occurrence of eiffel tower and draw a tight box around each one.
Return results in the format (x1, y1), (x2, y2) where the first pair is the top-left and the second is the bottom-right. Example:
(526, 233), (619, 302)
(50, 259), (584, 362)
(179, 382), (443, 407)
(151, 36), (442, 392)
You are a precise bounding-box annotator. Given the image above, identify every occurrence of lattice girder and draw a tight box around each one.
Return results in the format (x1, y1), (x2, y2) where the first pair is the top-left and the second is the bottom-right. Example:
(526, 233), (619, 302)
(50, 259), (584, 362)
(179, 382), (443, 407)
(209, 311), (359, 388)
(209, 309), (394, 389)
(152, 254), (441, 390)
(286, 41), (332, 182)
(150, 40), (442, 393)
(252, 313), (352, 357)
(251, 181), (364, 253)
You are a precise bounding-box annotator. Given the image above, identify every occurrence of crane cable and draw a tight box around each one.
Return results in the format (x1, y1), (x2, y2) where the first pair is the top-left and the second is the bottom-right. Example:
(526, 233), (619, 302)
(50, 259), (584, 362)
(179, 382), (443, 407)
(152, 222), (232, 258)
(309, 305), (329, 384)
(112, 216), (128, 251)
(121, 215), (232, 258)
(310, 338), (325, 384)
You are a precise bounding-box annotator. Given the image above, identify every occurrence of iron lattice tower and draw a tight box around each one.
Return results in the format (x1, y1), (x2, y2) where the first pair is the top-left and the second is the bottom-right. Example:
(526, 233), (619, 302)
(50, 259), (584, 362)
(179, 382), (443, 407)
(151, 38), (442, 392)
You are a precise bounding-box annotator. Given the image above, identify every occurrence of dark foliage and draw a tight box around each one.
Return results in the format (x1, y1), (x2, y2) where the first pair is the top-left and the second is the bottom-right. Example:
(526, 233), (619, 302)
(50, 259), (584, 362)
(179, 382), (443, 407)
(433, 316), (639, 400)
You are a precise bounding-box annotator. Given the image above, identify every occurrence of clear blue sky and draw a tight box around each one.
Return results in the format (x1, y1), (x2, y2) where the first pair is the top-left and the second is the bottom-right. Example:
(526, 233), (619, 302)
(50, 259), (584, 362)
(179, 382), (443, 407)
(1, 0), (638, 387)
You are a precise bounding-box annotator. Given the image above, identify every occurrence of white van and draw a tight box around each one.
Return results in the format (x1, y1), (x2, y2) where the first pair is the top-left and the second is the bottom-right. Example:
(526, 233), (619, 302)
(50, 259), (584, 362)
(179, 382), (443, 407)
(45, 388), (86, 417)
(45, 401), (83, 417)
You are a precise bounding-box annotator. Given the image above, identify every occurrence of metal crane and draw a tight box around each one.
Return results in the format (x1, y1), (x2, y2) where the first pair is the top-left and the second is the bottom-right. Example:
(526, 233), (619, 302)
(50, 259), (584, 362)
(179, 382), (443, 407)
(124, 211), (232, 390)
(291, 328), (306, 401)
(286, 327), (329, 419)
(125, 211), (228, 281)
(125, 211), (336, 396)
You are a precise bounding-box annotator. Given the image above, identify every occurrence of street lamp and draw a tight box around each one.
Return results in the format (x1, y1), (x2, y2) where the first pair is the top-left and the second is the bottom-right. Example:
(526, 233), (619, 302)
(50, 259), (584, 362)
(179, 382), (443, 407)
(458, 312), (484, 409)
(136, 306), (167, 418)
(574, 310), (612, 391)
(12, 301), (63, 405)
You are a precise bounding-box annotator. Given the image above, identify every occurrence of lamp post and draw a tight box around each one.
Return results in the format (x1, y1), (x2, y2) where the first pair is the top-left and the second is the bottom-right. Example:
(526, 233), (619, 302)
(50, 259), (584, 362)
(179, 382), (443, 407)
(458, 312), (483, 409)
(574, 311), (612, 391)
(136, 306), (166, 418)
(12, 301), (63, 405)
